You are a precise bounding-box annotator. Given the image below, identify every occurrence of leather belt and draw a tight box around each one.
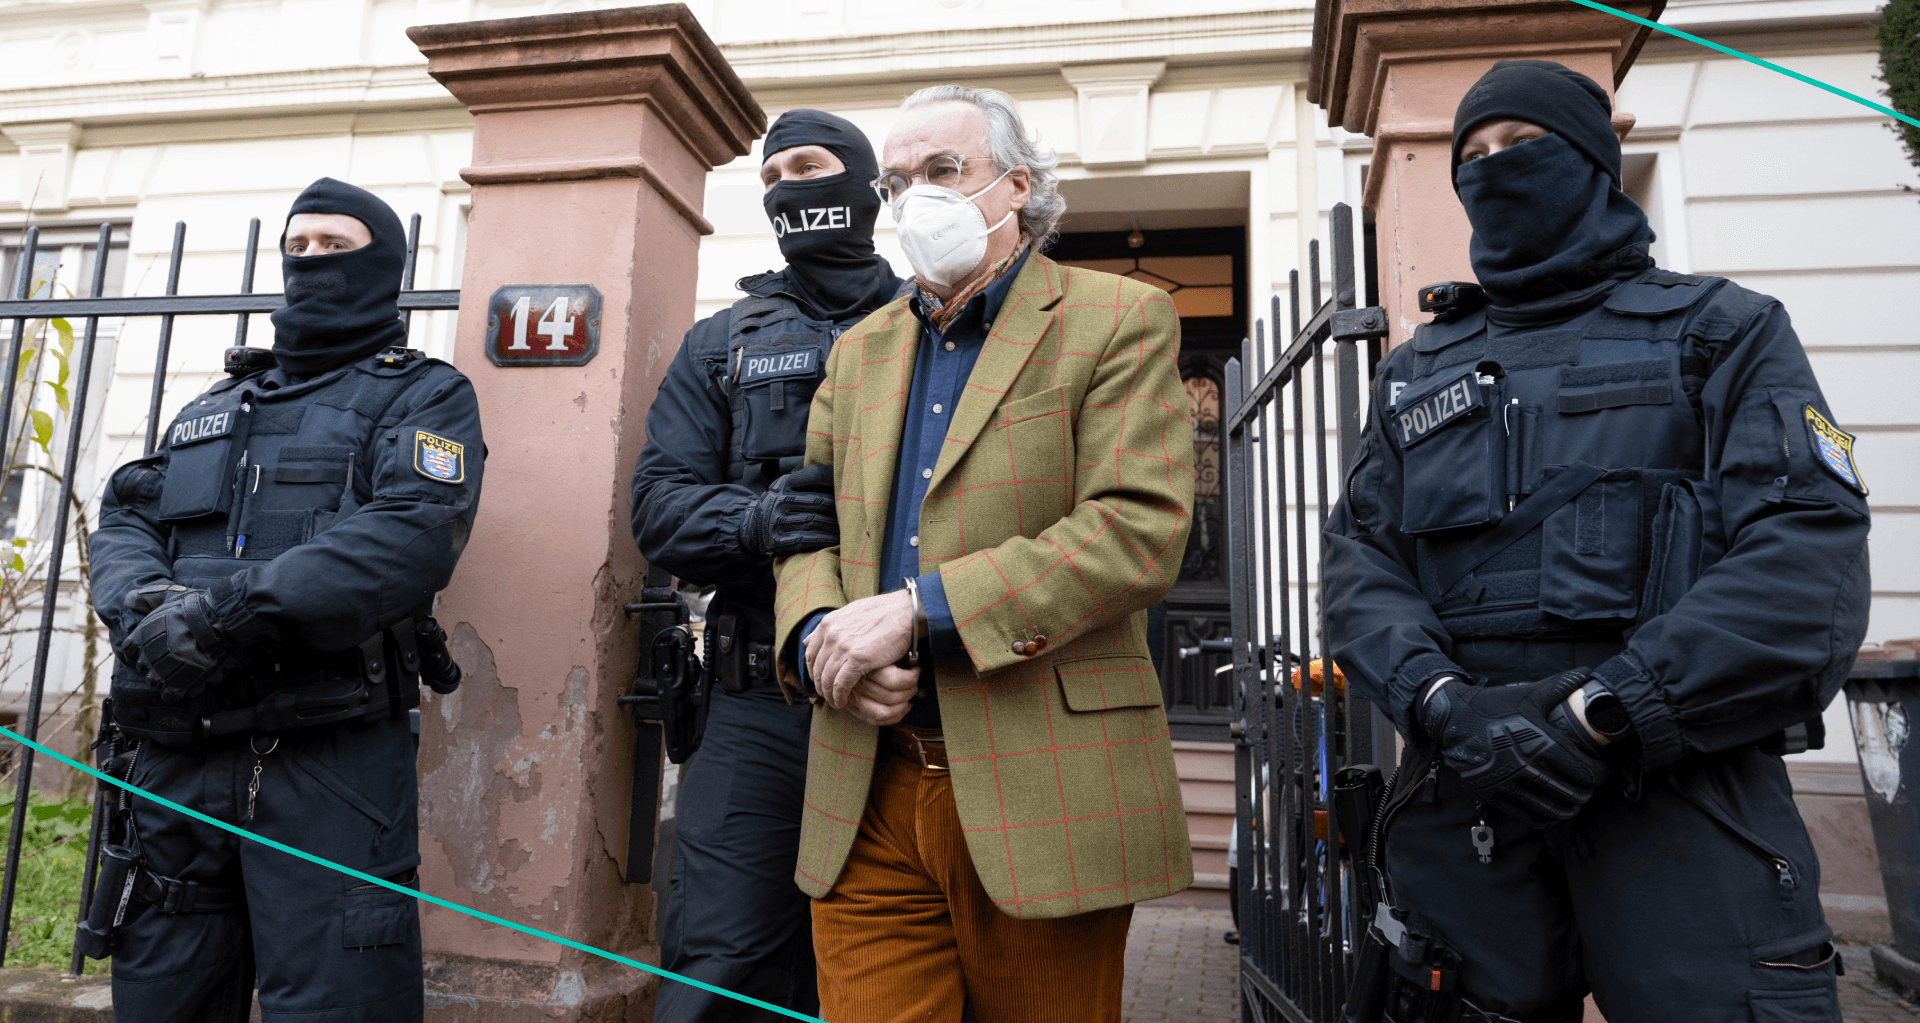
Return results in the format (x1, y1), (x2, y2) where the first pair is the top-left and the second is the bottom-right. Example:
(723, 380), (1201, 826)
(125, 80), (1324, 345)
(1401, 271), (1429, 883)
(885, 725), (948, 771)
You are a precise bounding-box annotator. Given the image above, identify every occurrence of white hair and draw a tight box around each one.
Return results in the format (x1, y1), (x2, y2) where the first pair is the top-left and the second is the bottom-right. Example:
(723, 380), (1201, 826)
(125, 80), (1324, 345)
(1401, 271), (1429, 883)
(900, 85), (1065, 245)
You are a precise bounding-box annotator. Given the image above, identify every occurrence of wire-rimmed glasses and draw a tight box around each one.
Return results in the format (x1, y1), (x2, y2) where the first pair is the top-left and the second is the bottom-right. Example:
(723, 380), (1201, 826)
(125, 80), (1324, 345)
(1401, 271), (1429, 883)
(870, 154), (993, 204)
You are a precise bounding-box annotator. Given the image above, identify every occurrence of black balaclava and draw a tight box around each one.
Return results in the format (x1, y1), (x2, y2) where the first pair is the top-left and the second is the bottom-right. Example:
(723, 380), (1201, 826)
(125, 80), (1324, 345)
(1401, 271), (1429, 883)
(270, 177), (408, 377)
(1450, 61), (1654, 310)
(760, 109), (898, 322)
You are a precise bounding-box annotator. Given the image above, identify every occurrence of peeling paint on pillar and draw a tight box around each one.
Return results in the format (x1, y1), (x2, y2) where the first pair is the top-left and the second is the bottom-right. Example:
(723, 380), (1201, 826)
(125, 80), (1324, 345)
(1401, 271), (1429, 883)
(420, 623), (523, 899)
(407, 7), (763, 1016)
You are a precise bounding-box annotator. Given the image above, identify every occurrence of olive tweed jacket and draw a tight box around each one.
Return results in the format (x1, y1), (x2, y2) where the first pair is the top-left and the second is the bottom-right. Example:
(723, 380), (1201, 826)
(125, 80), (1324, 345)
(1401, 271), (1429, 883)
(773, 253), (1196, 919)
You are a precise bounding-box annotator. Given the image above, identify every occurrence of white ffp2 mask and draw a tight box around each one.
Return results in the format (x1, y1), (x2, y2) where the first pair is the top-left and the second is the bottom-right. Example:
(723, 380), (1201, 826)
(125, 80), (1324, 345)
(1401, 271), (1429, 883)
(890, 169), (1015, 290)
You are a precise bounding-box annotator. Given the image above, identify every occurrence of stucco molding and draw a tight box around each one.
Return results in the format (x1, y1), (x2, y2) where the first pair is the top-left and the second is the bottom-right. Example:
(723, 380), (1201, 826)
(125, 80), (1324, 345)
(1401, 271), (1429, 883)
(408, 5), (763, 169)
(0, 66), (454, 127)
(718, 11), (1315, 84)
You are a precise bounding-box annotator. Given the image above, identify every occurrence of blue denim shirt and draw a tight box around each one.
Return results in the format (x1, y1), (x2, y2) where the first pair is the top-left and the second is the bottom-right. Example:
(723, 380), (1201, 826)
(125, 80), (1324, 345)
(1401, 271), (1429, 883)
(797, 246), (1033, 718)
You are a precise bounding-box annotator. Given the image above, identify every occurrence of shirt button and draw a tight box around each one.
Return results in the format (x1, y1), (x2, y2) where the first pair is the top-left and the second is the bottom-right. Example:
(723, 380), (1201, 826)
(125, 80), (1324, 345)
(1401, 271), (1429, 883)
(909, 535), (920, 547)
(921, 467), (932, 479)
(932, 403), (944, 414)
(944, 341), (956, 351)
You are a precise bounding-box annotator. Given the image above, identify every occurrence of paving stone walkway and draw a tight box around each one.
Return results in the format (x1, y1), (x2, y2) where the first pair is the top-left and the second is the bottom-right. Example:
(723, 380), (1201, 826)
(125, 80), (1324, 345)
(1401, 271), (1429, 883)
(1123, 904), (1240, 1023)
(1841, 945), (1920, 1023)
(1120, 915), (1911, 1023)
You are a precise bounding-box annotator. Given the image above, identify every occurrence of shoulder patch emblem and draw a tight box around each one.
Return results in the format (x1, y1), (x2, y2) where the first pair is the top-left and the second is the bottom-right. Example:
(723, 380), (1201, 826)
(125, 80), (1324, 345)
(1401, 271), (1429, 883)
(1804, 405), (1866, 496)
(414, 431), (465, 484)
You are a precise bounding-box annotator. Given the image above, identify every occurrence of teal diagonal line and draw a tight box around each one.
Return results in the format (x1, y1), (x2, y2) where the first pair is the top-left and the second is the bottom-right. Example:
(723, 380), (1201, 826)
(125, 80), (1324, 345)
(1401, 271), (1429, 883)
(1567, 0), (1920, 130)
(0, 727), (828, 1023)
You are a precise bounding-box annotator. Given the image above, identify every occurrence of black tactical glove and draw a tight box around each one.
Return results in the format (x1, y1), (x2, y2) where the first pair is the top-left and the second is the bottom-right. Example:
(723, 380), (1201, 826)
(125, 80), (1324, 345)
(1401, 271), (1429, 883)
(1417, 669), (1607, 825)
(741, 463), (839, 558)
(117, 583), (191, 664)
(127, 589), (241, 703)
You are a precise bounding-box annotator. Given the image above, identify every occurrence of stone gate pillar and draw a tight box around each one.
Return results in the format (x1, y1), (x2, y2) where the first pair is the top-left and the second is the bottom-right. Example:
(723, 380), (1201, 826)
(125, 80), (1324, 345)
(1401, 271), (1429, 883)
(1308, 0), (1660, 346)
(405, 7), (762, 1019)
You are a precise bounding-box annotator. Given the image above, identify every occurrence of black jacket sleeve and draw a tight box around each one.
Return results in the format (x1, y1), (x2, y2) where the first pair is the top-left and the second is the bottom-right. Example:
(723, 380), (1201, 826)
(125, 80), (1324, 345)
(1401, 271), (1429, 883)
(91, 452), (177, 646)
(1592, 291), (1871, 770)
(1321, 343), (1466, 737)
(629, 312), (765, 589)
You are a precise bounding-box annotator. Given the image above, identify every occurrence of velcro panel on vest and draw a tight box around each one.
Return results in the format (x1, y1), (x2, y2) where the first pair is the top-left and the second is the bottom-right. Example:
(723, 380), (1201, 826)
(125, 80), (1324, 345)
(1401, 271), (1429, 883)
(240, 509), (314, 558)
(281, 445), (354, 462)
(250, 404), (307, 436)
(1556, 358), (1675, 414)
(274, 465), (349, 484)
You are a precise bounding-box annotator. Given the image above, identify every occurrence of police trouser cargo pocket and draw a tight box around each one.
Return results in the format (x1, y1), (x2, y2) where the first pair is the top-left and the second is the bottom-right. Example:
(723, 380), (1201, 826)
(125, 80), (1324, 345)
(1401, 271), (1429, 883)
(1378, 748), (1839, 1023)
(109, 713), (423, 1023)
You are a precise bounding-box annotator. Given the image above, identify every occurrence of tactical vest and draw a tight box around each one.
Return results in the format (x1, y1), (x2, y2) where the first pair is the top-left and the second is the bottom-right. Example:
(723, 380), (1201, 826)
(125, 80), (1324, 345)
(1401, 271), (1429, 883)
(1388, 270), (1731, 644)
(114, 349), (434, 746)
(721, 294), (841, 487)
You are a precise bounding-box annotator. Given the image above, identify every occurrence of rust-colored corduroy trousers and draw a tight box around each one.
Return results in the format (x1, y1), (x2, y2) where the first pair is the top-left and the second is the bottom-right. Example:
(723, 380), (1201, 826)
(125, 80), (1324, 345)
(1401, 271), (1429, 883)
(810, 748), (1135, 1023)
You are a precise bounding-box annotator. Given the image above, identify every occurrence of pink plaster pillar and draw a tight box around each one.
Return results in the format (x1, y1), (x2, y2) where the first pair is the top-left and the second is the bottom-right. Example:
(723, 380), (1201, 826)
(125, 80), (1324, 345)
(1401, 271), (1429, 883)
(1308, 0), (1660, 346)
(404, 8), (762, 1019)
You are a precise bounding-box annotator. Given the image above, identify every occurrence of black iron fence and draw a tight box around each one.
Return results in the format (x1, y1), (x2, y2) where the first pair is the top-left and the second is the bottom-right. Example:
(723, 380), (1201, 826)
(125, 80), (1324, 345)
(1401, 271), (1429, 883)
(0, 217), (456, 972)
(1226, 203), (1396, 1022)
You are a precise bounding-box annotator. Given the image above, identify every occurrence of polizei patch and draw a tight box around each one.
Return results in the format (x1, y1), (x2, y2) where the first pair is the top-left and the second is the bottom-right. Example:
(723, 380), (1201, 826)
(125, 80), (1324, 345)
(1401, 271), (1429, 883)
(1394, 371), (1484, 448)
(413, 431), (465, 484)
(169, 410), (235, 447)
(739, 348), (818, 386)
(1804, 404), (1866, 496)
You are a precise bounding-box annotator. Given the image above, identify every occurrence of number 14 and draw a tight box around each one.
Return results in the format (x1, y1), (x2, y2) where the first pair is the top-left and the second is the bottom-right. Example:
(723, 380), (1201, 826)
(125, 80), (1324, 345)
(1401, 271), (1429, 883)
(508, 295), (575, 351)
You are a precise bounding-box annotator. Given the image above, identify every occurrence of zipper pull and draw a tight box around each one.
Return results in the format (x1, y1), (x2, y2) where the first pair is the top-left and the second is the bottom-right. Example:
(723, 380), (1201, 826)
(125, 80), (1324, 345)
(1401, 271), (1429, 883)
(1419, 764), (1440, 804)
(1471, 806), (1495, 864)
(1773, 858), (1796, 888)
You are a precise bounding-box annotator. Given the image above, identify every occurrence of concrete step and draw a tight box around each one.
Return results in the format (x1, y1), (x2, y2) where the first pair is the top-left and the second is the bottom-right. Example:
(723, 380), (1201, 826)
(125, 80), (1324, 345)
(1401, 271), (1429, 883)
(1191, 869), (1231, 891)
(1181, 782), (1234, 816)
(1174, 747), (1235, 783)
(1188, 811), (1233, 846)
(1175, 743), (1237, 881)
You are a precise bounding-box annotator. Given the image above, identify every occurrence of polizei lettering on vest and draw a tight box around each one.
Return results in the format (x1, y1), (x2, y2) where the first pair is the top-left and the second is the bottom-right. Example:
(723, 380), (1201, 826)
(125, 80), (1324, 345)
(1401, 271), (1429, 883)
(170, 411), (234, 447)
(1396, 371), (1483, 447)
(740, 348), (817, 385)
(772, 207), (853, 237)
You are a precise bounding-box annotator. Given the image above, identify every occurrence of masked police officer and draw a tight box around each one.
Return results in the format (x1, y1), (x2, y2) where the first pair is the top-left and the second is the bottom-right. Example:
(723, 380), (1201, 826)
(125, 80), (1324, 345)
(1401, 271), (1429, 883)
(87, 178), (483, 1022)
(630, 109), (903, 1022)
(1324, 61), (1870, 1023)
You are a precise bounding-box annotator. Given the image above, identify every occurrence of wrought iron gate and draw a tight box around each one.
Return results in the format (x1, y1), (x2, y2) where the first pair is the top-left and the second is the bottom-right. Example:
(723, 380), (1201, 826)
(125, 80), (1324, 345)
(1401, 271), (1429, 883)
(1226, 203), (1398, 1022)
(0, 217), (456, 972)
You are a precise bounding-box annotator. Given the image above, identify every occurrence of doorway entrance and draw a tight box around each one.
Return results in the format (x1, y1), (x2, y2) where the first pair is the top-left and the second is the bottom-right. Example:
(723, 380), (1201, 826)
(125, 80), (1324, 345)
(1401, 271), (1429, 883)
(1048, 225), (1246, 742)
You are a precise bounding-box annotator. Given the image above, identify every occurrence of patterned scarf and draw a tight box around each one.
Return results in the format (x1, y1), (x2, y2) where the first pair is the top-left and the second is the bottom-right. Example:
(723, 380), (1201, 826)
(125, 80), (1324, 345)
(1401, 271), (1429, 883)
(916, 234), (1032, 334)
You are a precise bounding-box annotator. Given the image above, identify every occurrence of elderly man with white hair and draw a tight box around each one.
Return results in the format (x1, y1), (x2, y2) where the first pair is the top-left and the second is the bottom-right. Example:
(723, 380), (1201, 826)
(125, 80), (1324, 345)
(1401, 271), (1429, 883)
(773, 85), (1196, 1022)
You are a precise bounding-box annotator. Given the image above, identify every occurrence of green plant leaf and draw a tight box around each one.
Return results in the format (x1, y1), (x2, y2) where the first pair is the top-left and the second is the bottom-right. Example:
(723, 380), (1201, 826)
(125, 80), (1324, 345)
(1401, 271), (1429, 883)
(7, 554), (22, 573)
(29, 409), (53, 456)
(10, 538), (26, 547)
(49, 382), (69, 414)
(49, 318), (74, 359)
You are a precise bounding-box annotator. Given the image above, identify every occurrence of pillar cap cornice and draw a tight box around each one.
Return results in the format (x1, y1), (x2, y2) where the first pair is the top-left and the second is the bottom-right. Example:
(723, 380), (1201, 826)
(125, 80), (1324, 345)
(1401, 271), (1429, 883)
(407, 4), (764, 167)
(1307, 0), (1665, 135)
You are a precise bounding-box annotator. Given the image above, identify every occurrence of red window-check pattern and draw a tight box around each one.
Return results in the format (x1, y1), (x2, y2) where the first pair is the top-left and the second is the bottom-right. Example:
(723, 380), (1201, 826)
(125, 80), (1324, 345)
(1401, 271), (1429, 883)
(775, 255), (1196, 920)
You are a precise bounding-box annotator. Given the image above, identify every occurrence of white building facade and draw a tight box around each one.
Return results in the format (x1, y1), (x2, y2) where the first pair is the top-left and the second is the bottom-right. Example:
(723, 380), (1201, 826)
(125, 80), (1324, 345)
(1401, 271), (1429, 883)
(0, 0), (1913, 766)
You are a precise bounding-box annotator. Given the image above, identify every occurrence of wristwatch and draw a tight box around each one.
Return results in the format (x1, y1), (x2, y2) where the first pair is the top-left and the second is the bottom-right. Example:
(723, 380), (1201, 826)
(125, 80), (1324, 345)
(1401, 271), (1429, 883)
(1577, 682), (1631, 741)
